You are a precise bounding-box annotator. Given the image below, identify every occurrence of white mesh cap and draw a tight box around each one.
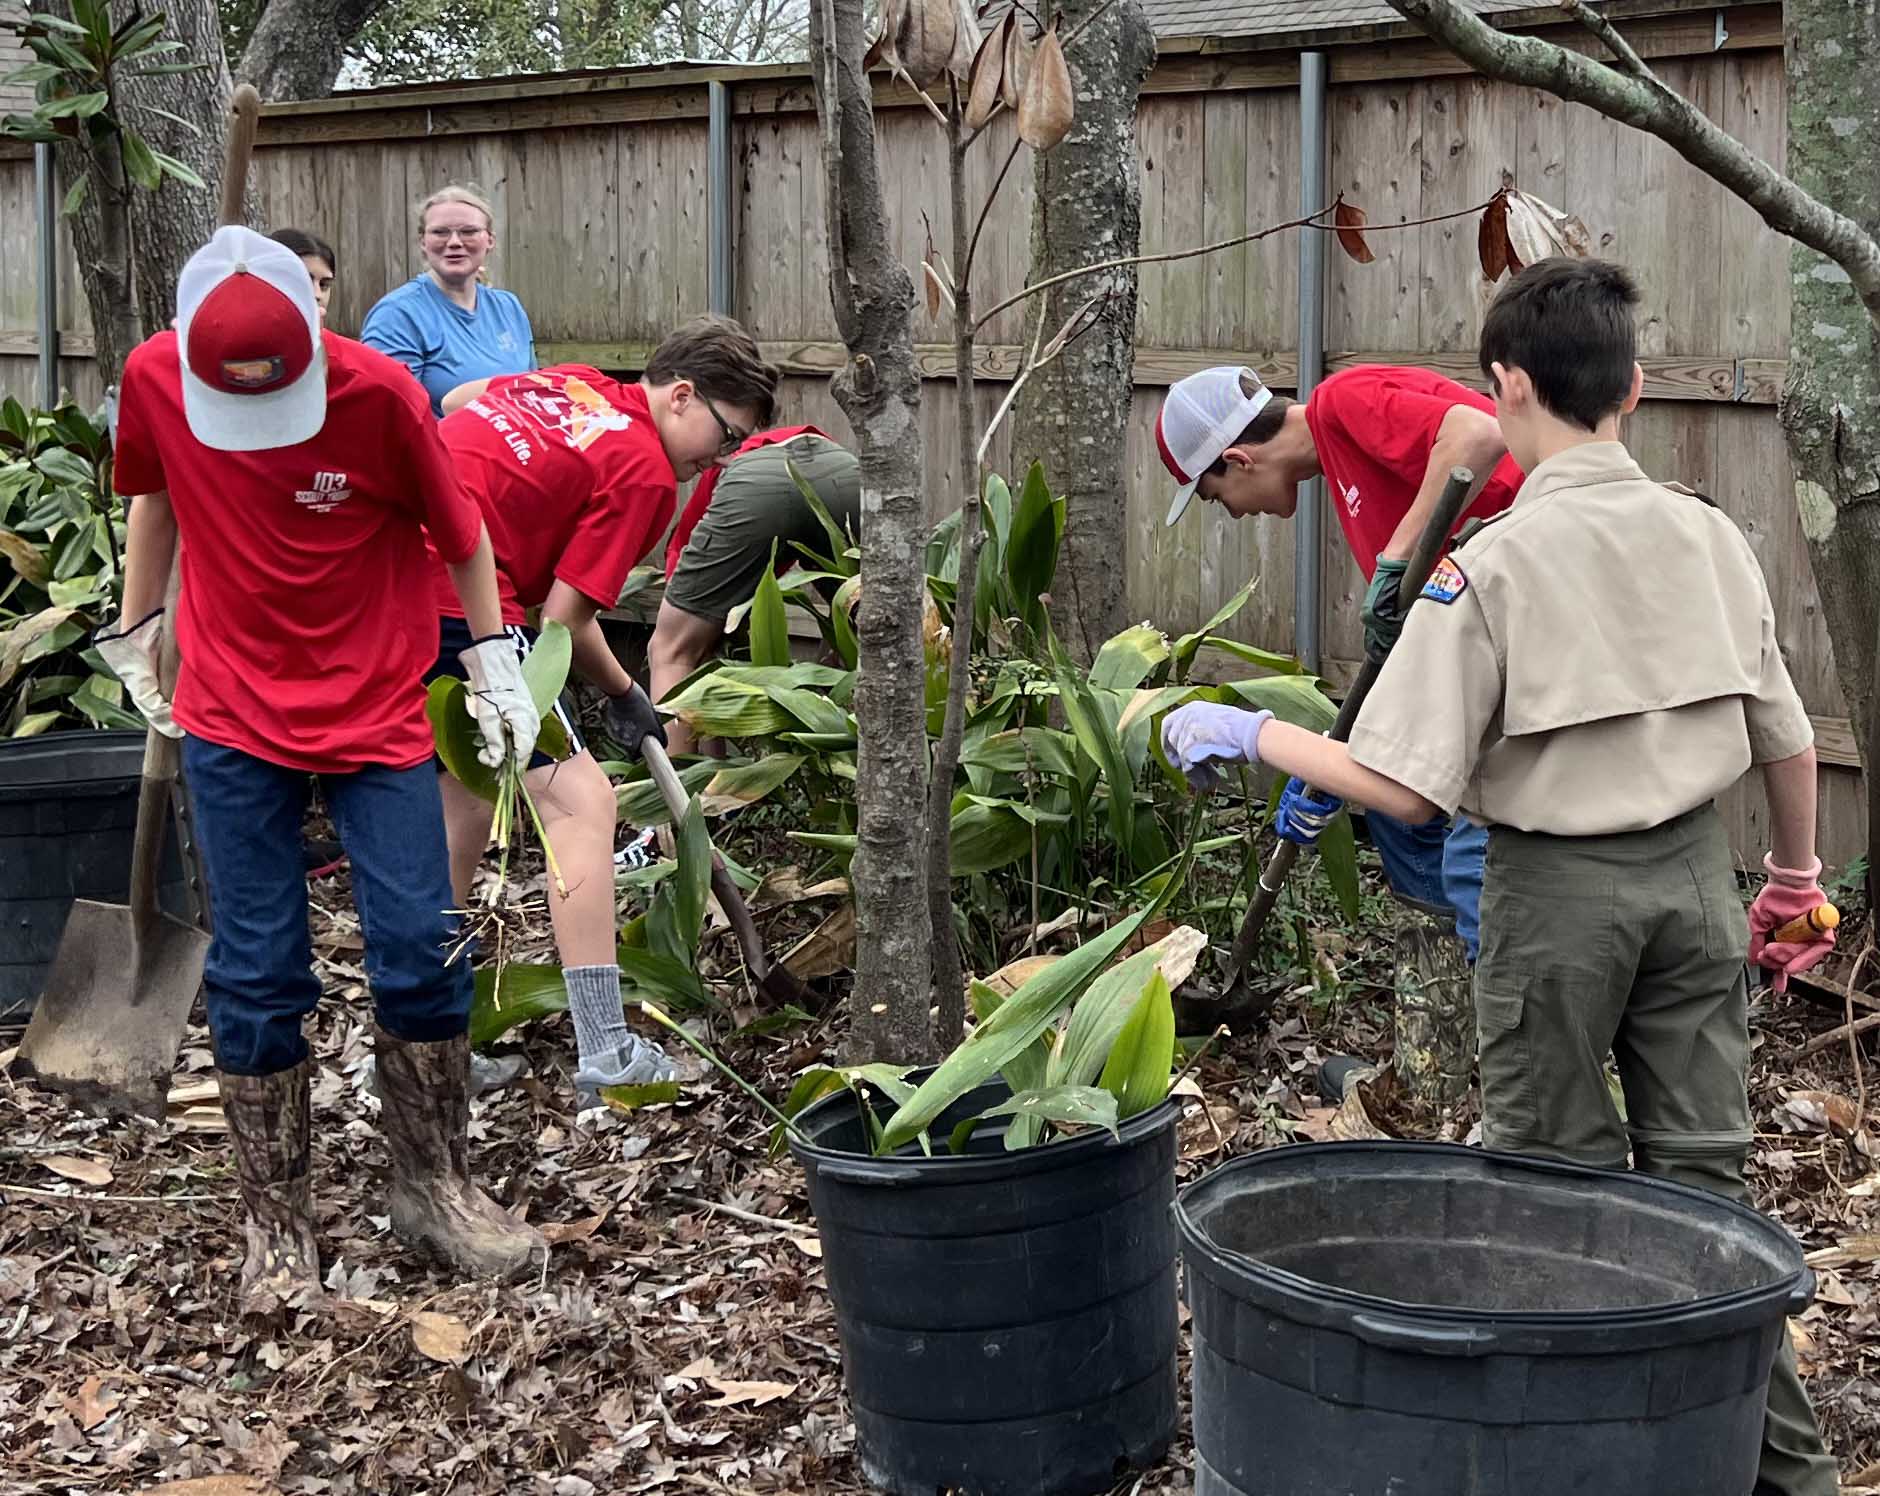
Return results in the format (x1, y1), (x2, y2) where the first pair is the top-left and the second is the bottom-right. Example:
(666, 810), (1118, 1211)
(1156, 365), (1272, 526)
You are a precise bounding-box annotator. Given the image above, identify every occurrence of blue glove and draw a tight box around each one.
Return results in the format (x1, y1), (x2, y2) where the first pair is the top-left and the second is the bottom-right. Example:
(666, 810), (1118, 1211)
(1161, 704), (1274, 792)
(1275, 777), (1343, 846)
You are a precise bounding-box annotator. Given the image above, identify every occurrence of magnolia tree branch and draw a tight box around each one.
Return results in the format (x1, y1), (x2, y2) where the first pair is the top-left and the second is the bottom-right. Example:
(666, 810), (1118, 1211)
(974, 192), (1503, 334)
(1386, 0), (1880, 327)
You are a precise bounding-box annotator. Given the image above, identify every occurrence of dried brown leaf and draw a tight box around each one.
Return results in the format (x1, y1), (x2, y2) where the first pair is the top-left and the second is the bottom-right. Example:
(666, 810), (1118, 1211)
(1504, 188), (1592, 270)
(1478, 193), (1510, 281)
(541, 1212), (609, 1245)
(1783, 1088), (1862, 1134)
(41, 1154), (113, 1187)
(895, 0), (956, 89)
(945, 0), (981, 79)
(1333, 198), (1375, 266)
(410, 1310), (472, 1364)
(1016, 25), (1073, 151)
(984, 953), (1060, 997)
(965, 17), (1007, 130)
(65, 1374), (121, 1431)
(1001, 12), (1034, 109)
(789, 1235), (824, 1259)
(703, 1376), (797, 1408)
(862, 30), (889, 70)
(781, 902), (856, 980)
(134, 1481), (271, 1496)
(1806, 1235), (1880, 1270)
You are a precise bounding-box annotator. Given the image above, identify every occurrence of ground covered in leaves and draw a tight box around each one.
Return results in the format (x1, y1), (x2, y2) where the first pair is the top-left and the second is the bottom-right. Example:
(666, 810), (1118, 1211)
(3, 839), (1880, 1495)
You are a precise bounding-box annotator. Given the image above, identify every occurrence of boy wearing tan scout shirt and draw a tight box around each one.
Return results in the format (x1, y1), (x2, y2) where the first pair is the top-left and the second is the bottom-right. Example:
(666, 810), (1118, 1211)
(1161, 258), (1837, 1494)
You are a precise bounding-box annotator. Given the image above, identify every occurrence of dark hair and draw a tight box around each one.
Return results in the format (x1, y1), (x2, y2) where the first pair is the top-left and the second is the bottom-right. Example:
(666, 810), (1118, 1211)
(645, 314), (780, 426)
(1478, 258), (1639, 430)
(270, 228), (337, 272)
(1206, 372), (1294, 475)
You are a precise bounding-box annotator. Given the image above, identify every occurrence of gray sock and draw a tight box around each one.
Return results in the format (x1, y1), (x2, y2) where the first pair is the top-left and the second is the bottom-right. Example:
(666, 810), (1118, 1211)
(564, 964), (630, 1068)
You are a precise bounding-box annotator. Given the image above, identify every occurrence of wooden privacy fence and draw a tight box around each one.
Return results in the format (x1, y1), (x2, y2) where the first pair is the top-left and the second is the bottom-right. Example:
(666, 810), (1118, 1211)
(0, 1), (1864, 864)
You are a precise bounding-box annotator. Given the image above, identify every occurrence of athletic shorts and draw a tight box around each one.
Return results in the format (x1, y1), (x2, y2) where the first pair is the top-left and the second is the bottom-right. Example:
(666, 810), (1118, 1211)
(425, 615), (582, 772)
(666, 434), (862, 623)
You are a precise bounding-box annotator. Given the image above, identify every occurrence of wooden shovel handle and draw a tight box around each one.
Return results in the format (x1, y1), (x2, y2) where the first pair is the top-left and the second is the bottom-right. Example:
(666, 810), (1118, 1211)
(129, 555), (185, 924)
(639, 737), (772, 980)
(220, 85), (261, 228)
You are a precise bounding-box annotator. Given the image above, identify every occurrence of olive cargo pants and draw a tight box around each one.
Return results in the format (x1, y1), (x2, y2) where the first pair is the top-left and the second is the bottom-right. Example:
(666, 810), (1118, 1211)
(1474, 805), (1836, 1496)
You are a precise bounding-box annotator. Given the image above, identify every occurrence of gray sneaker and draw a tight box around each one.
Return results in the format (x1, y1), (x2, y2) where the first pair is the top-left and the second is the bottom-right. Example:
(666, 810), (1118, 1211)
(574, 1035), (679, 1109)
(362, 1048), (528, 1101)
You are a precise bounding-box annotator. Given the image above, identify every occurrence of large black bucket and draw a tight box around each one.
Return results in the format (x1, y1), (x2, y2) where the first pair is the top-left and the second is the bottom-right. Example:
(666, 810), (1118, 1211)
(790, 1078), (1180, 1495)
(0, 731), (187, 1019)
(1178, 1141), (1812, 1496)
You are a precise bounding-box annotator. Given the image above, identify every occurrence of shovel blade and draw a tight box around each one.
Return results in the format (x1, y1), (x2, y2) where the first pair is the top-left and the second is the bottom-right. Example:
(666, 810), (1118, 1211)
(17, 899), (210, 1119)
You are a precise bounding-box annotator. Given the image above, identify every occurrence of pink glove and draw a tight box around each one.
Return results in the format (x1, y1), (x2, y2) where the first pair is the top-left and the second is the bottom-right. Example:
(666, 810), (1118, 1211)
(1748, 853), (1835, 993)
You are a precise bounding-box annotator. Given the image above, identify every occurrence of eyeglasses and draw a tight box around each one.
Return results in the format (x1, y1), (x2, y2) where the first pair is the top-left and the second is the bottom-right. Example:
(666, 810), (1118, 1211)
(700, 393), (750, 456)
(423, 226), (488, 244)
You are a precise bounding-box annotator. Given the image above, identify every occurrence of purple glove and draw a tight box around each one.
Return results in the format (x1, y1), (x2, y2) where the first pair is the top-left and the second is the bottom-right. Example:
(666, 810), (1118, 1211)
(1162, 704), (1273, 792)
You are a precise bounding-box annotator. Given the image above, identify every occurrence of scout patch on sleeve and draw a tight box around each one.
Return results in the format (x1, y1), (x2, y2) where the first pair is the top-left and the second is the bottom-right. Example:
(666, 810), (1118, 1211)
(1420, 556), (1469, 604)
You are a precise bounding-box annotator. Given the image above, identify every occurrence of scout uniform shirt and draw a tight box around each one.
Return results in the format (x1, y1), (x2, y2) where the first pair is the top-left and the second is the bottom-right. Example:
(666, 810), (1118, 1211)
(113, 329), (487, 774)
(1346, 441), (1813, 835)
(429, 364), (679, 626)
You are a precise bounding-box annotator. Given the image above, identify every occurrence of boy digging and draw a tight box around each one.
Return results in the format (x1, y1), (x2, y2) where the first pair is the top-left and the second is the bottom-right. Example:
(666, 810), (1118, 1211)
(1160, 259), (1838, 1494)
(101, 227), (546, 1310)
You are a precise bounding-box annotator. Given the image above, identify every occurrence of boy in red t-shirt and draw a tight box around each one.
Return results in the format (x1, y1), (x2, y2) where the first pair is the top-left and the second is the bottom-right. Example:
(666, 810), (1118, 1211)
(99, 227), (545, 1311)
(427, 317), (778, 1110)
(1157, 364), (1520, 957)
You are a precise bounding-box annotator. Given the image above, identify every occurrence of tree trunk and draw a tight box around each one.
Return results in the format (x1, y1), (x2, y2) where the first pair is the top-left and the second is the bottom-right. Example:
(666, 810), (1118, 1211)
(1780, 0), (1880, 773)
(809, 0), (934, 1063)
(122, 0), (235, 331)
(57, 134), (141, 390)
(240, 0), (392, 101)
(1009, 0), (1155, 663)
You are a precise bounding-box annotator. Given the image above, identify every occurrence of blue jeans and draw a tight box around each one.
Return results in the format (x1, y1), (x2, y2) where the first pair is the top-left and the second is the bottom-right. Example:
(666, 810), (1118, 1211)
(1366, 810), (1487, 961)
(181, 738), (471, 1075)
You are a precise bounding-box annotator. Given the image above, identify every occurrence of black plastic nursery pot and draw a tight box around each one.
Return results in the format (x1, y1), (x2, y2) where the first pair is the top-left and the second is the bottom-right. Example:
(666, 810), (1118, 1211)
(789, 1075), (1180, 1496)
(0, 730), (188, 1020)
(1177, 1141), (1814, 1496)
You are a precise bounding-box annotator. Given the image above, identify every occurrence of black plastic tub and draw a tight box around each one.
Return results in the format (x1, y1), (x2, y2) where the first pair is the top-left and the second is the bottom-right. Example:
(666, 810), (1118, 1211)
(0, 731), (186, 1019)
(789, 1077), (1180, 1496)
(1177, 1141), (1813, 1496)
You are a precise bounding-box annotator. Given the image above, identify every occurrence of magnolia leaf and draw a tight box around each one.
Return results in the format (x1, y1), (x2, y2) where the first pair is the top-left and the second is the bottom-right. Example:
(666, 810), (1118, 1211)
(1097, 970), (1176, 1119)
(781, 900), (855, 979)
(1016, 25), (1073, 151)
(61, 170), (88, 216)
(1333, 197), (1375, 265)
(40, 1154), (112, 1186)
(1478, 192), (1510, 281)
(922, 261), (949, 323)
(1001, 11), (1035, 109)
(0, 529), (49, 586)
(965, 16), (1007, 129)
(895, 0), (956, 89)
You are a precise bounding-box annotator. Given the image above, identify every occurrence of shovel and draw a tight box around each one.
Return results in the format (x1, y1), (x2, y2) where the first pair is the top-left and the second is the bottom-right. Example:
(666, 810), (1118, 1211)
(18, 557), (211, 1117)
(1174, 466), (1479, 1037)
(637, 736), (810, 1007)
(15, 85), (263, 1115)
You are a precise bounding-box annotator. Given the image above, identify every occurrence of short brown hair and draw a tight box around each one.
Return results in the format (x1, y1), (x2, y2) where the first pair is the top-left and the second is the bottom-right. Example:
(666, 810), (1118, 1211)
(645, 315), (779, 427)
(1479, 258), (1638, 430)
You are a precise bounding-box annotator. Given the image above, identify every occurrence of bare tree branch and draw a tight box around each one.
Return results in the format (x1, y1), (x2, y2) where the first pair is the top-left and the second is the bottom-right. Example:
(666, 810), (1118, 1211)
(1387, 0), (1880, 327)
(1557, 0), (1655, 86)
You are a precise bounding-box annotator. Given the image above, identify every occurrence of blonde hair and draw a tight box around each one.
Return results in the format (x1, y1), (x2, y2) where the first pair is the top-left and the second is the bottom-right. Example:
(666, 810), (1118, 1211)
(415, 184), (495, 236)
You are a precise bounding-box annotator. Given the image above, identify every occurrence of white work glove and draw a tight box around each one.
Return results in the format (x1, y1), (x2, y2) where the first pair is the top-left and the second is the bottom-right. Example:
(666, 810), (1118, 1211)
(457, 633), (541, 772)
(1161, 704), (1274, 792)
(93, 607), (182, 739)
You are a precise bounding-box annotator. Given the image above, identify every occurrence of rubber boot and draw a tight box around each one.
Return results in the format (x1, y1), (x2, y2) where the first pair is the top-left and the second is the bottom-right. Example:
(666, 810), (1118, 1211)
(372, 1026), (545, 1281)
(218, 1059), (323, 1316)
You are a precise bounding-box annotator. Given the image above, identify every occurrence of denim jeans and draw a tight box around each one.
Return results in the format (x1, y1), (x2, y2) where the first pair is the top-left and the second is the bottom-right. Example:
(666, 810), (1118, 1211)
(181, 737), (471, 1075)
(1365, 809), (1488, 961)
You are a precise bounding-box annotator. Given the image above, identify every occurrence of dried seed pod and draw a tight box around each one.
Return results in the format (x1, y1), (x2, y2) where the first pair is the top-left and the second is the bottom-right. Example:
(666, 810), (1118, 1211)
(964, 15), (1008, 129)
(896, 0), (957, 90)
(1333, 198), (1375, 265)
(1001, 13), (1034, 109)
(1017, 25), (1073, 151)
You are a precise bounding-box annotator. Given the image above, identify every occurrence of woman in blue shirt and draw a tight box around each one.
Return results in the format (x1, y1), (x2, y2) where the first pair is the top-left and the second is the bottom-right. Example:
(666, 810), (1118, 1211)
(361, 185), (536, 416)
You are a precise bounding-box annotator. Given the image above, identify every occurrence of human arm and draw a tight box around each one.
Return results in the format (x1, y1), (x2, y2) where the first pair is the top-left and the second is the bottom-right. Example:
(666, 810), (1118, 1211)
(441, 377), (494, 416)
(359, 298), (428, 380)
(119, 489), (176, 623)
(540, 579), (665, 756)
(648, 599), (725, 757)
(95, 490), (183, 736)
(1160, 704), (1439, 825)
(1380, 403), (1506, 561)
(444, 527), (506, 639)
(1749, 747), (1835, 990)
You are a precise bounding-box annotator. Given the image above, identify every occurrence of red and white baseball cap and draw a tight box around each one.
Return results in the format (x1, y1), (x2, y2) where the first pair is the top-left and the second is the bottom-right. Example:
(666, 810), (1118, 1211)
(1156, 365), (1272, 526)
(176, 225), (325, 452)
